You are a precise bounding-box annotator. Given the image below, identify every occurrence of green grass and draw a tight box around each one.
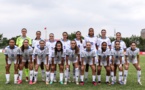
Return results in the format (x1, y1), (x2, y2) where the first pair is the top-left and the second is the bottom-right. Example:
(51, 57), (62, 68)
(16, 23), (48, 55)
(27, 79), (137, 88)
(0, 53), (145, 90)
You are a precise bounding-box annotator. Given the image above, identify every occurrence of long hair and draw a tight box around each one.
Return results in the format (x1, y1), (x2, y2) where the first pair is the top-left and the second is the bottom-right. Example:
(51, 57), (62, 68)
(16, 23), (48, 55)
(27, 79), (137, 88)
(21, 39), (29, 52)
(88, 28), (94, 36)
(71, 40), (79, 54)
(55, 41), (63, 56)
(76, 31), (82, 43)
(35, 31), (41, 40)
(116, 32), (122, 40)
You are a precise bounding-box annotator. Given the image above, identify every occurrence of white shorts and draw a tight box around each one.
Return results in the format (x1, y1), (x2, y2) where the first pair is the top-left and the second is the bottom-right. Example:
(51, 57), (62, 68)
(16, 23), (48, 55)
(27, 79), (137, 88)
(83, 60), (93, 65)
(114, 59), (121, 65)
(37, 59), (49, 65)
(54, 60), (62, 64)
(8, 59), (17, 64)
(100, 60), (107, 66)
(110, 57), (125, 65)
(68, 60), (78, 65)
(128, 59), (137, 64)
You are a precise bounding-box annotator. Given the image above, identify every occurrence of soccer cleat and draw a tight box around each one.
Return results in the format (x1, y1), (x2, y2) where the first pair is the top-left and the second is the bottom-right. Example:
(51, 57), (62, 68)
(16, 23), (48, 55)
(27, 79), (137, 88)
(29, 81), (33, 85)
(118, 81), (123, 85)
(26, 77), (29, 82)
(60, 81), (63, 85)
(111, 81), (115, 85)
(138, 81), (142, 85)
(106, 82), (111, 85)
(46, 82), (49, 85)
(50, 81), (53, 85)
(92, 81), (97, 86)
(42, 77), (45, 82)
(64, 81), (67, 85)
(76, 81), (79, 85)
(17, 80), (22, 84)
(33, 81), (37, 85)
(53, 79), (57, 83)
(123, 80), (127, 85)
(5, 81), (10, 84)
(97, 81), (101, 85)
(80, 81), (84, 86)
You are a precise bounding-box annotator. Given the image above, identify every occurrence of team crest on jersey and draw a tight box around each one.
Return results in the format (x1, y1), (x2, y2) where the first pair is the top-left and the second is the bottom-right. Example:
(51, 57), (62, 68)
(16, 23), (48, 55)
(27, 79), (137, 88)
(78, 45), (80, 48)
(72, 54), (74, 58)
(51, 47), (54, 50)
(103, 55), (106, 59)
(11, 54), (14, 57)
(91, 42), (93, 45)
(116, 56), (119, 58)
(87, 56), (90, 59)
(64, 46), (66, 49)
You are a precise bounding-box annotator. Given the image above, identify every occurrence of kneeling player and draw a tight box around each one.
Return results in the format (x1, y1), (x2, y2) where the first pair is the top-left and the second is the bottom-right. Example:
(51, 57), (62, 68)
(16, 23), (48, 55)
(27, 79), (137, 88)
(123, 42), (142, 85)
(80, 42), (97, 86)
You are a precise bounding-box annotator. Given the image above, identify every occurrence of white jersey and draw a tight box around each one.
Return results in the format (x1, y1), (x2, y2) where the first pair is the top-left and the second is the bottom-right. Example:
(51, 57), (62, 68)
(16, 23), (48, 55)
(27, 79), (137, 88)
(20, 46), (33, 60)
(4, 46), (20, 60)
(32, 39), (43, 49)
(51, 51), (65, 61)
(66, 48), (79, 61)
(126, 47), (140, 60)
(84, 36), (97, 52)
(111, 40), (126, 50)
(97, 37), (111, 49)
(81, 49), (96, 60)
(46, 40), (56, 56)
(34, 46), (49, 60)
(111, 49), (124, 60)
(60, 39), (70, 53)
(98, 48), (110, 61)
(74, 38), (85, 53)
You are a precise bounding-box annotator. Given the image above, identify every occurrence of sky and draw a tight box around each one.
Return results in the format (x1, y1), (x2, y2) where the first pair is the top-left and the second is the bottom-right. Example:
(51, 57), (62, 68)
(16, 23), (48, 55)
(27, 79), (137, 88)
(0, 0), (145, 39)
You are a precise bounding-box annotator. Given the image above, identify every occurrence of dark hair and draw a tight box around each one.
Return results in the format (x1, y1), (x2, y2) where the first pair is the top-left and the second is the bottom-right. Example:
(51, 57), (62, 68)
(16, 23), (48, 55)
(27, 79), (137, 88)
(76, 31), (82, 43)
(35, 31), (41, 40)
(101, 29), (106, 32)
(62, 32), (68, 39)
(130, 41), (137, 45)
(88, 28), (94, 36)
(116, 32), (122, 40)
(55, 41), (63, 56)
(21, 28), (27, 32)
(39, 40), (45, 44)
(115, 40), (121, 49)
(71, 40), (79, 54)
(21, 39), (29, 52)
(101, 42), (107, 53)
(9, 39), (15, 43)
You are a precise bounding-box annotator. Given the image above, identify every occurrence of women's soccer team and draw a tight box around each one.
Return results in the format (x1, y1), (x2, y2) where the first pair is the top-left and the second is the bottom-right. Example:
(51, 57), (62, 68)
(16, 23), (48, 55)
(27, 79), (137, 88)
(4, 28), (142, 86)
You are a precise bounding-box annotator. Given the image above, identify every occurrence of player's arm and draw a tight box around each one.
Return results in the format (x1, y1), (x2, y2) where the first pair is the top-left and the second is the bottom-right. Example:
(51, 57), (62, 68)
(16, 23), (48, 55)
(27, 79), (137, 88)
(111, 50), (114, 65)
(137, 51), (140, 64)
(4, 49), (8, 65)
(125, 50), (128, 64)
(107, 55), (110, 66)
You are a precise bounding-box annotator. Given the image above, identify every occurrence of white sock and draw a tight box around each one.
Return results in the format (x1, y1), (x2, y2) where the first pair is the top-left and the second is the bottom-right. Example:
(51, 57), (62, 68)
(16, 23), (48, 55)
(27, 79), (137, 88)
(41, 70), (45, 78)
(5, 74), (10, 82)
(111, 71), (114, 82)
(119, 71), (123, 82)
(137, 70), (141, 82)
(75, 68), (79, 82)
(106, 76), (110, 82)
(54, 71), (57, 80)
(34, 71), (38, 82)
(14, 74), (18, 82)
(92, 75), (96, 82)
(65, 68), (69, 82)
(19, 70), (23, 80)
(80, 75), (84, 82)
(46, 71), (50, 82)
(85, 72), (88, 79)
(124, 70), (128, 81)
(98, 75), (101, 81)
(60, 73), (63, 82)
(29, 70), (34, 81)
(114, 76), (117, 82)
(50, 73), (54, 82)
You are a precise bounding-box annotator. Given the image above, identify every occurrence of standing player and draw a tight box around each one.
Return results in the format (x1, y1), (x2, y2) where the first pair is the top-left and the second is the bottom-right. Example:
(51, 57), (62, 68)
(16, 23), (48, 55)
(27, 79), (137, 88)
(50, 41), (65, 85)
(80, 42), (97, 86)
(18, 39), (34, 85)
(84, 28), (98, 82)
(97, 29), (111, 50)
(5, 39), (20, 84)
(32, 31), (45, 81)
(97, 42), (111, 85)
(16, 28), (32, 82)
(74, 31), (85, 82)
(46, 33), (57, 82)
(123, 42), (142, 85)
(110, 41), (124, 85)
(111, 32), (126, 83)
(60, 32), (71, 82)
(33, 40), (49, 84)
(64, 40), (80, 85)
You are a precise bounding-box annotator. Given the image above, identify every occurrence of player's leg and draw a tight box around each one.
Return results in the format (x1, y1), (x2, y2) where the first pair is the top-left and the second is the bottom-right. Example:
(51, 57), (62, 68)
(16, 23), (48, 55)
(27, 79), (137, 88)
(40, 62), (45, 81)
(14, 63), (19, 84)
(72, 63), (75, 82)
(50, 62), (55, 85)
(74, 62), (79, 85)
(114, 64), (117, 83)
(5, 63), (11, 84)
(133, 63), (142, 85)
(45, 64), (50, 85)
(17, 62), (25, 84)
(64, 63), (70, 85)
(24, 60), (29, 82)
(33, 60), (40, 84)
(110, 64), (114, 85)
(59, 62), (64, 84)
(118, 64), (123, 85)
(85, 64), (89, 82)
(90, 65), (97, 86)
(80, 64), (85, 85)
(104, 65), (111, 85)
(123, 63), (129, 85)
(29, 61), (34, 85)
(97, 65), (102, 84)
(53, 64), (57, 82)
